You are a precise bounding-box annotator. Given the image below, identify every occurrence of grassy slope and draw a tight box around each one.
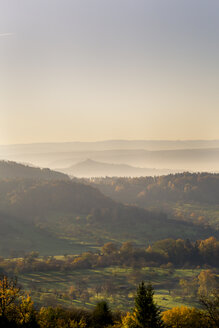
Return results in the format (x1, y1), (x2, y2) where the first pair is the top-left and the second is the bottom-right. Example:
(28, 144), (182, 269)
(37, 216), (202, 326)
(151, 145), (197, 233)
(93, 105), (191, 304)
(18, 266), (203, 311)
(38, 211), (216, 247)
(0, 212), (94, 257)
(1, 177), (216, 256)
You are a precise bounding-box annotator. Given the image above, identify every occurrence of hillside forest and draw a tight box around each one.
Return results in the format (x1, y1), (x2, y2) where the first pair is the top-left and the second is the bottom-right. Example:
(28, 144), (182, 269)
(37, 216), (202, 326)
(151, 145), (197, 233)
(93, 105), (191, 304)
(0, 161), (218, 327)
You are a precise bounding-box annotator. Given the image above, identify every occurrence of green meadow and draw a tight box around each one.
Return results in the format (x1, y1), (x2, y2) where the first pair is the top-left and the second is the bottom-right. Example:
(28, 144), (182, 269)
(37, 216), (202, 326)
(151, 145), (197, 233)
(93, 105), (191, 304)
(17, 266), (202, 311)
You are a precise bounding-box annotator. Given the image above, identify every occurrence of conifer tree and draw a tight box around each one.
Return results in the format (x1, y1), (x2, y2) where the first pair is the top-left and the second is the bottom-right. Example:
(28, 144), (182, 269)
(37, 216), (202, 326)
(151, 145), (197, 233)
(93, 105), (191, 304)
(91, 300), (113, 328)
(133, 282), (164, 328)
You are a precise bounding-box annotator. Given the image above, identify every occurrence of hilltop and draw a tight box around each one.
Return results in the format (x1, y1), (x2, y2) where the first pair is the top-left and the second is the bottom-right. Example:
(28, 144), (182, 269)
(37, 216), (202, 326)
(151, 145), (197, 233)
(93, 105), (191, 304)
(0, 160), (69, 180)
(0, 175), (216, 256)
(60, 159), (172, 177)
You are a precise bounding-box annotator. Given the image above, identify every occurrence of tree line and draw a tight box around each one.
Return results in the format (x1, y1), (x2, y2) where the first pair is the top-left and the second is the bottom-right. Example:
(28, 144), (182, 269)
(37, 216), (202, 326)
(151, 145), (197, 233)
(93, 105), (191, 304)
(1, 237), (218, 275)
(0, 276), (218, 328)
(87, 172), (219, 205)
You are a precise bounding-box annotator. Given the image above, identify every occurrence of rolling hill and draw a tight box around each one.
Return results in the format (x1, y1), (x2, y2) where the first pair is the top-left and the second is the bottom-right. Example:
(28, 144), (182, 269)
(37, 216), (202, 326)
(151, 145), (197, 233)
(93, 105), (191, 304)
(87, 173), (219, 229)
(0, 160), (69, 180)
(0, 211), (81, 257)
(60, 159), (173, 177)
(0, 174), (216, 256)
(88, 172), (219, 205)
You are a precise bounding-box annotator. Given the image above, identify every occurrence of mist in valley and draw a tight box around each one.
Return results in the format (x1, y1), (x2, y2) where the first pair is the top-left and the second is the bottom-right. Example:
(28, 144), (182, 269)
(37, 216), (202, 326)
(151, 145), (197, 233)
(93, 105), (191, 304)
(1, 140), (219, 177)
(0, 1), (219, 325)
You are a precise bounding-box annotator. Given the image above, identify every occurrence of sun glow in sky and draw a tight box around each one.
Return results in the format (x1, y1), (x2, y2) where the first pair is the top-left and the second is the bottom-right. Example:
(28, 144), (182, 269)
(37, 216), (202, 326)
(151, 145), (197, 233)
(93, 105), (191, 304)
(0, 0), (219, 144)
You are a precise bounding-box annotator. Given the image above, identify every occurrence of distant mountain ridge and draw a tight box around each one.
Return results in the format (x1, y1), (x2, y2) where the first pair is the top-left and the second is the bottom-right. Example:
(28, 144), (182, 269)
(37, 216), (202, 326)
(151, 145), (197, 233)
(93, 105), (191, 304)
(1, 139), (219, 154)
(1, 146), (219, 173)
(60, 159), (174, 177)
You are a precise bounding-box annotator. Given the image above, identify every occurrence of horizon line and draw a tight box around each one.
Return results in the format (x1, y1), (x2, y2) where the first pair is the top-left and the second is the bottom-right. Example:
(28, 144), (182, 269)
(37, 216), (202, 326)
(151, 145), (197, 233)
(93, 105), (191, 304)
(1, 139), (219, 147)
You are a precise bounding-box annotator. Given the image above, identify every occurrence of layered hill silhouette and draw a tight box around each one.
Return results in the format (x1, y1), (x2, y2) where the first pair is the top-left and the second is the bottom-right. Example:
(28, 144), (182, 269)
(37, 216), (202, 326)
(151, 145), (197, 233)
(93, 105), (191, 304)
(0, 160), (69, 180)
(1, 141), (219, 173)
(0, 163), (216, 256)
(1, 140), (219, 154)
(60, 159), (173, 177)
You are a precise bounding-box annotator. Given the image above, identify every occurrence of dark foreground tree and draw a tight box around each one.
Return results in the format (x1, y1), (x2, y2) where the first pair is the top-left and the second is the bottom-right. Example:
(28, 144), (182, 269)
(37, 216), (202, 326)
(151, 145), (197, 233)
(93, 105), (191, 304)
(132, 282), (164, 328)
(91, 300), (113, 328)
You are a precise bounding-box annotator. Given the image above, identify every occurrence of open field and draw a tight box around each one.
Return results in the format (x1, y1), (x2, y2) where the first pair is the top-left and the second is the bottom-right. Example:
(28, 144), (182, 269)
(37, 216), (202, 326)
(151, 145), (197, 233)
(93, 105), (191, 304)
(17, 266), (203, 311)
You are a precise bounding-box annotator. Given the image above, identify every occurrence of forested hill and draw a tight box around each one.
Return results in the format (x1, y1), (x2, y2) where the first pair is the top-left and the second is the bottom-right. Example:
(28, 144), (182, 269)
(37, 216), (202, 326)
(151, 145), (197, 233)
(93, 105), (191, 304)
(0, 179), (115, 256)
(0, 160), (69, 180)
(0, 178), (217, 257)
(0, 179), (115, 217)
(87, 172), (219, 205)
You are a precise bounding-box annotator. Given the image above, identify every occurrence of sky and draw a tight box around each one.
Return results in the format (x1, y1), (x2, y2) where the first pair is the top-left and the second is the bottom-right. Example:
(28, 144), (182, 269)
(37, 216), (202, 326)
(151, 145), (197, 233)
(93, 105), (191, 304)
(0, 0), (219, 144)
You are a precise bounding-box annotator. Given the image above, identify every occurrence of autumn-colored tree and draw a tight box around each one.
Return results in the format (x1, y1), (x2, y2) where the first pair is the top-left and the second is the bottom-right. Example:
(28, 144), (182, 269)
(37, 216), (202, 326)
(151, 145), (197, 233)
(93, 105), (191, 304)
(120, 312), (137, 328)
(0, 276), (20, 318)
(162, 306), (209, 328)
(179, 278), (198, 297)
(101, 242), (118, 256)
(198, 270), (218, 296)
(38, 307), (87, 328)
(18, 295), (38, 327)
(0, 275), (38, 327)
(120, 242), (135, 255)
(197, 237), (219, 266)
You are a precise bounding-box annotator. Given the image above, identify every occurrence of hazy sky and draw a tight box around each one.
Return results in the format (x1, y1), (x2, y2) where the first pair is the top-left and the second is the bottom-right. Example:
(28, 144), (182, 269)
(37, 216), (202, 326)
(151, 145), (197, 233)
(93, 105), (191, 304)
(0, 0), (219, 144)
